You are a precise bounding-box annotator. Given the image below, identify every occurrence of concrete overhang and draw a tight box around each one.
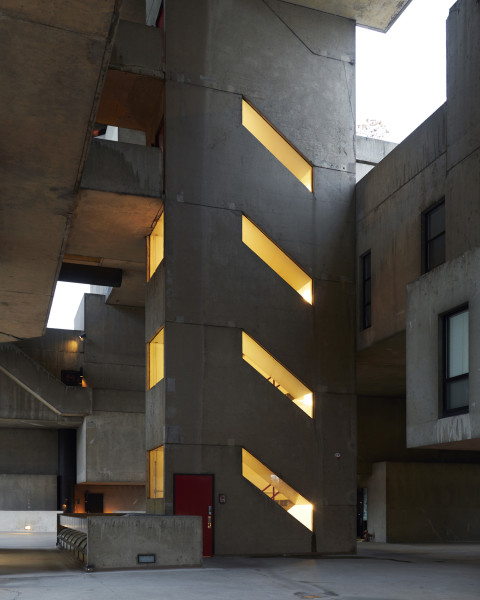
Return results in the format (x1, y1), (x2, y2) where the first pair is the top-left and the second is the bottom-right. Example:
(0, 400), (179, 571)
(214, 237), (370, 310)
(0, 0), (121, 342)
(283, 0), (413, 32)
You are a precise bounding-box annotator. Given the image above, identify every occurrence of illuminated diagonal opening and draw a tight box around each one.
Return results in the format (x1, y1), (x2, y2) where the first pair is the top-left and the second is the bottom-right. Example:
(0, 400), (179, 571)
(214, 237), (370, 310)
(242, 99), (313, 192)
(148, 327), (164, 390)
(147, 212), (164, 281)
(242, 449), (313, 531)
(242, 332), (313, 418)
(242, 215), (312, 304)
(148, 445), (164, 499)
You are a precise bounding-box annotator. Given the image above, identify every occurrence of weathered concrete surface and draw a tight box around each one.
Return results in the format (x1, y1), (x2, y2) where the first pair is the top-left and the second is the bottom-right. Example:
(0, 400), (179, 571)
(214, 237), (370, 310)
(77, 411), (145, 483)
(0, 511), (60, 533)
(110, 19), (163, 76)
(368, 462), (480, 543)
(446, 0), (480, 170)
(0, 0), (120, 342)
(356, 135), (397, 182)
(81, 140), (163, 197)
(0, 429), (57, 475)
(0, 475), (56, 511)
(406, 248), (480, 449)
(356, 106), (446, 357)
(65, 191), (161, 307)
(87, 515), (202, 569)
(147, 0), (357, 555)
(269, 0), (412, 32)
(0, 343), (92, 422)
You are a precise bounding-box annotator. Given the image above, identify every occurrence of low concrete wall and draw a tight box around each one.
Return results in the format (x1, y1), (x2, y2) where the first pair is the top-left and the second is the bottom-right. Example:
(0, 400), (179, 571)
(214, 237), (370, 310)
(87, 515), (202, 569)
(0, 510), (61, 532)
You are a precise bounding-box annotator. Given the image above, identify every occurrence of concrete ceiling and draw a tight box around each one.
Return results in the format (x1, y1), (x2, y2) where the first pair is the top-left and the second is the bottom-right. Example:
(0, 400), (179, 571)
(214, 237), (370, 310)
(64, 189), (162, 307)
(0, 0), (121, 342)
(284, 0), (413, 32)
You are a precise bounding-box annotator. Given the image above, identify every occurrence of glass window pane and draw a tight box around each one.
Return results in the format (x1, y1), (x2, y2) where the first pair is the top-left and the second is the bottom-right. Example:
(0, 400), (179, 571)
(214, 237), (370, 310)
(446, 377), (469, 411)
(448, 310), (469, 377)
(427, 234), (445, 270)
(427, 202), (445, 240)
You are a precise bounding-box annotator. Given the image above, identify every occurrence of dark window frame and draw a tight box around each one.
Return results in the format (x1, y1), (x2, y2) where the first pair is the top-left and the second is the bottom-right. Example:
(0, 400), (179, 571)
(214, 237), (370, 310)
(361, 250), (371, 330)
(422, 198), (445, 273)
(441, 304), (469, 418)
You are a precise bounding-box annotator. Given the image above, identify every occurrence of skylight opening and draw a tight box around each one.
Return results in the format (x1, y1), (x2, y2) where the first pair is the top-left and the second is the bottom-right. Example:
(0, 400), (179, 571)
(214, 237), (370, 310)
(47, 282), (91, 330)
(242, 99), (313, 191)
(242, 332), (313, 418)
(242, 448), (313, 531)
(242, 215), (313, 304)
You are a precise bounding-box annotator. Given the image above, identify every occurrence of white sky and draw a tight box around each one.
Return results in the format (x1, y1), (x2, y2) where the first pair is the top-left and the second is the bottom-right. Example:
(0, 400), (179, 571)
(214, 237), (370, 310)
(47, 0), (457, 329)
(356, 0), (456, 142)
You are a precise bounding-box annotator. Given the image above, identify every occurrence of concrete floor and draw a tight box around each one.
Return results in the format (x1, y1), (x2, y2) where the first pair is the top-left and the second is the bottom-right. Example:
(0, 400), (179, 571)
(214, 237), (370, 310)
(0, 534), (479, 599)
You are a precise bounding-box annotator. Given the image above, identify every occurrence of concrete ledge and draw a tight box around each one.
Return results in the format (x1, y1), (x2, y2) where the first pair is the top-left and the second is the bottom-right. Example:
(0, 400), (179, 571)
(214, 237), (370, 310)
(86, 515), (202, 570)
(81, 140), (163, 197)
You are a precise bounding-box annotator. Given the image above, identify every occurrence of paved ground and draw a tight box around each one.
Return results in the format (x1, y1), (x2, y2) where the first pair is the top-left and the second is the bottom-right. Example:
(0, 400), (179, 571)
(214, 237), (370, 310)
(0, 533), (479, 599)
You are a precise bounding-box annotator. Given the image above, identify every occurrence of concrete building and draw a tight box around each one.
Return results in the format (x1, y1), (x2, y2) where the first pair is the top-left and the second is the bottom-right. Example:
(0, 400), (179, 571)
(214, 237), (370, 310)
(1, 0), (479, 562)
(357, 0), (480, 543)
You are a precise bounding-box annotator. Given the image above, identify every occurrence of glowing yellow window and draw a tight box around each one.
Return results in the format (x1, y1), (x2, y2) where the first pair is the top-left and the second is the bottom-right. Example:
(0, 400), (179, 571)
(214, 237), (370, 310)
(148, 212), (164, 281)
(242, 99), (313, 192)
(148, 327), (164, 389)
(242, 216), (312, 304)
(242, 332), (313, 418)
(148, 445), (164, 499)
(242, 449), (313, 530)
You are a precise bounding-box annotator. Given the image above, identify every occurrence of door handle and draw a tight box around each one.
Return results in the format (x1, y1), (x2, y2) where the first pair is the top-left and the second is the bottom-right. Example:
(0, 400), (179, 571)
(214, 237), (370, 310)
(207, 515), (212, 529)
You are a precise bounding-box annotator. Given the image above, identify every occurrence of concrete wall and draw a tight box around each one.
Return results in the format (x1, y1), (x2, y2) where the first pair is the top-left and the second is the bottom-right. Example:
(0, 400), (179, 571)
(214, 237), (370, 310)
(0, 511), (61, 533)
(0, 475), (56, 511)
(367, 462), (480, 543)
(406, 249), (480, 449)
(77, 411), (146, 483)
(356, 105), (446, 351)
(87, 515), (202, 569)
(145, 0), (357, 554)
(355, 136), (397, 182)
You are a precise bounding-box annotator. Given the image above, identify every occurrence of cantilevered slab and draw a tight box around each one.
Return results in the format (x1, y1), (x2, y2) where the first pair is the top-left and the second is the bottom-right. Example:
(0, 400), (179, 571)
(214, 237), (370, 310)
(281, 0), (413, 32)
(0, 0), (120, 342)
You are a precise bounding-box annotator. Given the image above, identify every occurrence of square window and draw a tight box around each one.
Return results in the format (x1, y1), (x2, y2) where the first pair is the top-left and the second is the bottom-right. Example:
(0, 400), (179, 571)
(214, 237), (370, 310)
(442, 306), (469, 416)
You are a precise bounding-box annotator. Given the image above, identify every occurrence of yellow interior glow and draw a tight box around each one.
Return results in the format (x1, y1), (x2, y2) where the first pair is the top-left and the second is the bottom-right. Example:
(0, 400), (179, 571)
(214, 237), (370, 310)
(242, 449), (313, 531)
(242, 99), (313, 191)
(242, 216), (313, 304)
(148, 445), (164, 499)
(242, 331), (313, 418)
(148, 212), (164, 281)
(148, 327), (164, 389)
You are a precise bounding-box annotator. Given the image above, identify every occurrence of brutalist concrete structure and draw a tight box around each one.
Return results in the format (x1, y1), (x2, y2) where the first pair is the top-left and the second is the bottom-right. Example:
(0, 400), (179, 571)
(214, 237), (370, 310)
(357, 0), (480, 543)
(14, 0), (480, 562)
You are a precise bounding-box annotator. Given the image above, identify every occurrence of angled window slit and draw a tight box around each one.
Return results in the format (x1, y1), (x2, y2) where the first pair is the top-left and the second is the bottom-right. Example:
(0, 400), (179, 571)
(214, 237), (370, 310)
(242, 332), (313, 418)
(242, 215), (313, 304)
(242, 449), (313, 531)
(148, 327), (164, 390)
(148, 212), (164, 281)
(242, 99), (313, 191)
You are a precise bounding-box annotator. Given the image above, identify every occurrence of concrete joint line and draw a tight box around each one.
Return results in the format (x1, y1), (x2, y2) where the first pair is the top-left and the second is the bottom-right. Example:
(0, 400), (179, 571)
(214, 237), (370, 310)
(261, 0), (348, 64)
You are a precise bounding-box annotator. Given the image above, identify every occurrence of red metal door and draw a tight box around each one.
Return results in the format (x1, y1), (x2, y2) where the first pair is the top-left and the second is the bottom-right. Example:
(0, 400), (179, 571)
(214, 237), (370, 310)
(174, 474), (214, 556)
